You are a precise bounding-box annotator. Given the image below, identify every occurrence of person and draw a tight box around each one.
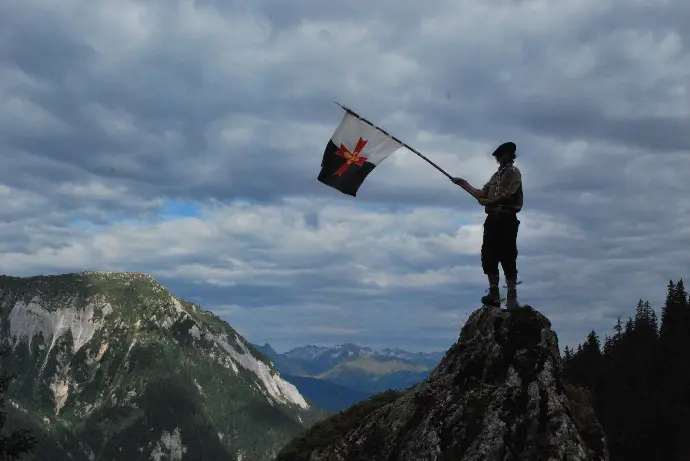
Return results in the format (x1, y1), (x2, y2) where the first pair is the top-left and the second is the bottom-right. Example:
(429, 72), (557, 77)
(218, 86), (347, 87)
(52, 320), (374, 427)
(451, 142), (523, 309)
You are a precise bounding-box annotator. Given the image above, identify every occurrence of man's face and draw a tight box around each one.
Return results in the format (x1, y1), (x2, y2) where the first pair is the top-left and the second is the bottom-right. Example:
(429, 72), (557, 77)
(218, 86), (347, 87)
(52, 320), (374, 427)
(496, 152), (512, 164)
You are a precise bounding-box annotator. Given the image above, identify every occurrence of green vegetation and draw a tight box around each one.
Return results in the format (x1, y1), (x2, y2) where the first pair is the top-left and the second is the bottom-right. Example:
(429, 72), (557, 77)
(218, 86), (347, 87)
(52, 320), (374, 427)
(275, 389), (403, 461)
(563, 278), (690, 461)
(0, 271), (322, 461)
(0, 346), (37, 460)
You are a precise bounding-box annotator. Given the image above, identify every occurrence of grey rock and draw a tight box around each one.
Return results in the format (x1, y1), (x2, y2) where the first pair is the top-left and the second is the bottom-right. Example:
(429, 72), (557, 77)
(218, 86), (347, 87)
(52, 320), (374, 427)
(276, 305), (609, 461)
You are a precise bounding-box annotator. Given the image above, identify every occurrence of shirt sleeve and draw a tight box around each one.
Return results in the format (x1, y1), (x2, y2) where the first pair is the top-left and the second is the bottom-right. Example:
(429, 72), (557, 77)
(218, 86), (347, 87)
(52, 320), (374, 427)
(481, 174), (494, 193)
(476, 181), (490, 198)
(501, 167), (522, 196)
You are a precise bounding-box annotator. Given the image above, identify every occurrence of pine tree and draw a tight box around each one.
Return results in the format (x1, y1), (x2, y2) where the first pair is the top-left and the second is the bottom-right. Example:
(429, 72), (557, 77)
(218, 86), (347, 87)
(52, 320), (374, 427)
(613, 317), (622, 340)
(660, 279), (676, 329)
(661, 279), (690, 459)
(657, 281), (685, 460)
(602, 334), (613, 355)
(660, 279), (686, 358)
(583, 331), (603, 393)
(624, 316), (634, 336)
(633, 299), (658, 343)
(564, 278), (690, 460)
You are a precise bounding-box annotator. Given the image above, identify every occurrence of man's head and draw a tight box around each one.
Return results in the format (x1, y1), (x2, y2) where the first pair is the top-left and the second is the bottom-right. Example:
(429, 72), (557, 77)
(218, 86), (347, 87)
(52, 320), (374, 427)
(492, 142), (516, 165)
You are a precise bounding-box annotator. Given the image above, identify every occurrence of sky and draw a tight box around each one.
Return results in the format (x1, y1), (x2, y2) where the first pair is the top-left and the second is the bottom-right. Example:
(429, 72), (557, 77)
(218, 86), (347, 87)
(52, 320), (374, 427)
(1, 0), (688, 354)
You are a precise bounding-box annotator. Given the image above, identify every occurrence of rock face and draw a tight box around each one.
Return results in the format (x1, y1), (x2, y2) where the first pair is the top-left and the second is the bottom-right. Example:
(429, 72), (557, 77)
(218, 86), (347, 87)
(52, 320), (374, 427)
(276, 306), (609, 461)
(0, 272), (325, 461)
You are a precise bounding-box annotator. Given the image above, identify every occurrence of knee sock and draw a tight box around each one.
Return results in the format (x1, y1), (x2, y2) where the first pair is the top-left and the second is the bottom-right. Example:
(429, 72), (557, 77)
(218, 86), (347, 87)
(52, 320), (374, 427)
(506, 277), (517, 291)
(488, 274), (499, 290)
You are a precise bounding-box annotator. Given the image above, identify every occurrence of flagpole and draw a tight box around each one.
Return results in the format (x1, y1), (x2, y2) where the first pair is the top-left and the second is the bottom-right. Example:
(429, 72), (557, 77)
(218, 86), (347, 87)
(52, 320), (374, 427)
(334, 102), (453, 180)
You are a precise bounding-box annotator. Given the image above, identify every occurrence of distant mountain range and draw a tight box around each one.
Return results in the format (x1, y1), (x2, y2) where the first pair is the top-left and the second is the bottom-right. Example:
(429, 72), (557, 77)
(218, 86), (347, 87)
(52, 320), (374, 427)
(253, 343), (444, 410)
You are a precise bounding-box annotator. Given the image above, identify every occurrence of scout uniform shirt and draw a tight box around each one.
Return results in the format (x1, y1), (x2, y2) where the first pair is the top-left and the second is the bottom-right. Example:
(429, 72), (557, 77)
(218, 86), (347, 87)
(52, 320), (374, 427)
(481, 162), (523, 214)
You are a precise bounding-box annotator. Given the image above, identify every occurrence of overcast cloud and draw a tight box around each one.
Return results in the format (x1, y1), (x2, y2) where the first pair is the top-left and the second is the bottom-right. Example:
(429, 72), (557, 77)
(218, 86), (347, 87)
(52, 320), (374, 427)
(1, 0), (688, 353)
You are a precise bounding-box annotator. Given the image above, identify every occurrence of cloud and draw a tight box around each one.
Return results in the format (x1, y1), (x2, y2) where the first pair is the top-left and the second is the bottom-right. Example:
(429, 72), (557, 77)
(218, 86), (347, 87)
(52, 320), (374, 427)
(0, 0), (688, 353)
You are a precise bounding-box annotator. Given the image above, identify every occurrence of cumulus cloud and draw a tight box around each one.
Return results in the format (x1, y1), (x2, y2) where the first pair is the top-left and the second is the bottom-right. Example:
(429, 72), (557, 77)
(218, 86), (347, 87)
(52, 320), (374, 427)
(0, 0), (688, 352)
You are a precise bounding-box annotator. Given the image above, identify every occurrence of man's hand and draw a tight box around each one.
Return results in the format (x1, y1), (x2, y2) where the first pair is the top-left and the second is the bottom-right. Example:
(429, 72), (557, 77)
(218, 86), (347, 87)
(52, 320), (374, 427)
(477, 197), (491, 206)
(452, 177), (480, 199)
(451, 177), (468, 187)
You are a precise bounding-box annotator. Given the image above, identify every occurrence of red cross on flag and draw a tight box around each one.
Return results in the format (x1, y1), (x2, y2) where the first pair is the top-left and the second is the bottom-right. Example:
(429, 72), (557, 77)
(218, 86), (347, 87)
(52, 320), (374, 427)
(317, 111), (403, 197)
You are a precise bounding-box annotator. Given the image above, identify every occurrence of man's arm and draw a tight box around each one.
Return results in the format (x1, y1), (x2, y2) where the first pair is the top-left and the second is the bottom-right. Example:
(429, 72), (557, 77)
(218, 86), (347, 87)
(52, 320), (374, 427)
(480, 168), (521, 206)
(476, 183), (489, 199)
(451, 177), (488, 199)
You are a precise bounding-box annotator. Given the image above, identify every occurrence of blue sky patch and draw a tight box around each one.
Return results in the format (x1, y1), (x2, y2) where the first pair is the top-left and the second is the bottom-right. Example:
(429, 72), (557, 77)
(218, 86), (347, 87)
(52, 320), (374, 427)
(158, 200), (202, 219)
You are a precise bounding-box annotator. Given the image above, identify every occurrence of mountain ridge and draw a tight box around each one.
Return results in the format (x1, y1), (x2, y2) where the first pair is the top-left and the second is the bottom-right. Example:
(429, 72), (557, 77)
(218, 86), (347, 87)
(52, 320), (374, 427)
(1, 271), (324, 461)
(255, 342), (444, 399)
(279, 342), (444, 365)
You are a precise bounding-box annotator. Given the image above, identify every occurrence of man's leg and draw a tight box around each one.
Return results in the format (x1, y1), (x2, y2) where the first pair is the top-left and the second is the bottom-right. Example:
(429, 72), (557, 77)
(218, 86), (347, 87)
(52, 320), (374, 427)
(499, 214), (520, 308)
(480, 215), (501, 307)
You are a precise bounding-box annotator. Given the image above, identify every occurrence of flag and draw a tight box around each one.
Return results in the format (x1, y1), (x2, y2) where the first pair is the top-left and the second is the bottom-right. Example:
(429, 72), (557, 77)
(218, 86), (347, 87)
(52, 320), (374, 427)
(317, 111), (403, 196)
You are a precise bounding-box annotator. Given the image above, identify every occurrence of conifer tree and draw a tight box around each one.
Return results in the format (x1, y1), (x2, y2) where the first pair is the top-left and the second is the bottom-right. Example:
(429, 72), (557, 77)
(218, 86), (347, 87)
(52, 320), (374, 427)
(613, 317), (622, 339)
(562, 281), (690, 461)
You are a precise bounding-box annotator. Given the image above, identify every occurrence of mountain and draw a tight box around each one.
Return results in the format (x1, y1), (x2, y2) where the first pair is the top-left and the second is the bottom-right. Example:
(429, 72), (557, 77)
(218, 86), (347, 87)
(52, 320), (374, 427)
(0, 272), (325, 461)
(254, 344), (372, 412)
(376, 347), (445, 368)
(276, 305), (609, 461)
(280, 343), (443, 375)
(255, 343), (444, 395)
(313, 355), (429, 394)
(254, 343), (312, 376)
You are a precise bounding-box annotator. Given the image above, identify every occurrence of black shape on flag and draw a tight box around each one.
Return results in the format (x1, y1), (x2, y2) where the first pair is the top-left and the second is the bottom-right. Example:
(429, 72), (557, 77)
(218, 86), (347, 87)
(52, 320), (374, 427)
(318, 111), (402, 196)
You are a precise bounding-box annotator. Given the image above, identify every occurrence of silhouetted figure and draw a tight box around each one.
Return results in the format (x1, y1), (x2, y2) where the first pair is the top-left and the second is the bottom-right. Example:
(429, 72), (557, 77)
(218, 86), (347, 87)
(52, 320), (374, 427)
(451, 142), (523, 308)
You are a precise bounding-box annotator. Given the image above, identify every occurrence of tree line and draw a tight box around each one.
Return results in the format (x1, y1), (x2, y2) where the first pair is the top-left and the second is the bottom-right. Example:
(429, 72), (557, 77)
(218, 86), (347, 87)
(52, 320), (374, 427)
(563, 279), (690, 461)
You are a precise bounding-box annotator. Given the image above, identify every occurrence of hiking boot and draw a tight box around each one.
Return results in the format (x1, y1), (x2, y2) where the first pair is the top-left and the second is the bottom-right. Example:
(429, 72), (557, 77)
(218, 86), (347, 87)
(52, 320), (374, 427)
(506, 289), (519, 309)
(481, 286), (501, 307)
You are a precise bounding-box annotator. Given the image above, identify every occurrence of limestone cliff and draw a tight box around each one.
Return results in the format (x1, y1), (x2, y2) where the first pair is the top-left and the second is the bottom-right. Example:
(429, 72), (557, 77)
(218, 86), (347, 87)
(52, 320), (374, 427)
(276, 306), (609, 461)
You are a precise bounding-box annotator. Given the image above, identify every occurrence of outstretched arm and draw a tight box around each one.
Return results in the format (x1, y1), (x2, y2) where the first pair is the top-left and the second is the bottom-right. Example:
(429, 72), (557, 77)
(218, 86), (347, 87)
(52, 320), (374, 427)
(451, 177), (487, 199)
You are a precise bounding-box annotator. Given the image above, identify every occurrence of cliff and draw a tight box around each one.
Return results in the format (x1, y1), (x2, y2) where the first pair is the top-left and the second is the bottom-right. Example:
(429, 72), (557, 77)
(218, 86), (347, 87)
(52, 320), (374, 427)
(276, 305), (609, 461)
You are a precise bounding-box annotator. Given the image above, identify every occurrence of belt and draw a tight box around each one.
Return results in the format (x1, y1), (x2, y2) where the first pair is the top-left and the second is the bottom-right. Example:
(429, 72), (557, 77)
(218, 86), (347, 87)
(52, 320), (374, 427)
(485, 208), (520, 215)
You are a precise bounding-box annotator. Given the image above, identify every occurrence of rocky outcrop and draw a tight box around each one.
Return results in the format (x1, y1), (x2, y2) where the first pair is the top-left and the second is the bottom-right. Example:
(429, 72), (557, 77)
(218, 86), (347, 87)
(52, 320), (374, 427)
(276, 306), (609, 461)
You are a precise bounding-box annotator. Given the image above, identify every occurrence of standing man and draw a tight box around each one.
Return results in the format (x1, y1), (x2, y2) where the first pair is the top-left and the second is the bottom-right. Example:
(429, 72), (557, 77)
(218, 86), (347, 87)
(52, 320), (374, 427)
(451, 142), (523, 309)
